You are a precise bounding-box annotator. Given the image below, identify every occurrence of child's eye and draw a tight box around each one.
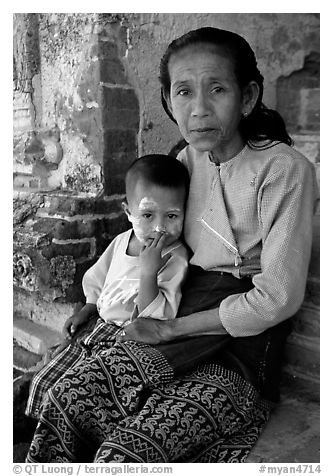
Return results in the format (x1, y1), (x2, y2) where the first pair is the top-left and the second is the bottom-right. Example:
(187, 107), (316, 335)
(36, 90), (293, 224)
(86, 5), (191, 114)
(142, 213), (152, 219)
(168, 214), (178, 220)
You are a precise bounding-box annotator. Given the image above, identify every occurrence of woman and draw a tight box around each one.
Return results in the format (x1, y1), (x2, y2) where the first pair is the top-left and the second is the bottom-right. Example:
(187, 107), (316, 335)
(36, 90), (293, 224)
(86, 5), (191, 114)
(26, 27), (317, 463)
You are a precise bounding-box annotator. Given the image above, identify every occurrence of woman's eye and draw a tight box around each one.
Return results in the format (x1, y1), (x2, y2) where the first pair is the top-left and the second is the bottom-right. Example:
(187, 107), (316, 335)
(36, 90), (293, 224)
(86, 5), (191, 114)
(168, 214), (178, 220)
(212, 86), (224, 94)
(178, 89), (190, 96)
(142, 213), (152, 219)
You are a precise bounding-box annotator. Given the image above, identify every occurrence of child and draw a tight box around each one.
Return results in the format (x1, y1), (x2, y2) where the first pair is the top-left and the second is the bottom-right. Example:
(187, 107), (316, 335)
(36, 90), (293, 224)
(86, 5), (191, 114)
(25, 154), (190, 419)
(64, 153), (190, 336)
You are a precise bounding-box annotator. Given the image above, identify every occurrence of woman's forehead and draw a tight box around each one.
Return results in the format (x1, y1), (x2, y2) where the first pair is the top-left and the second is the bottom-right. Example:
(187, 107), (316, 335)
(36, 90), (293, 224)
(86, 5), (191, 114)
(168, 44), (235, 82)
(169, 42), (231, 63)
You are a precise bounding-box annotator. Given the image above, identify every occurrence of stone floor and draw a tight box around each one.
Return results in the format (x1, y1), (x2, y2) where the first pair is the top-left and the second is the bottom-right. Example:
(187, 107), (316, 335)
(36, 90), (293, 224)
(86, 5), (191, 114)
(247, 375), (320, 463)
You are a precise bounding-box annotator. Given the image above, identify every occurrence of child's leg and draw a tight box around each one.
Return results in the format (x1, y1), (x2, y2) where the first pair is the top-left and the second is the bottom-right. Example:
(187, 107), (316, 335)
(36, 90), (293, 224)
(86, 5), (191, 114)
(26, 341), (175, 462)
(26, 318), (121, 420)
(25, 340), (85, 419)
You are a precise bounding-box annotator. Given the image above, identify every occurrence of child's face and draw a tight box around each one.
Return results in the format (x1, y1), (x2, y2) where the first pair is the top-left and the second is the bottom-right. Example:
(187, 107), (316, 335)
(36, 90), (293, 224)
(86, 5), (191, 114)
(124, 179), (186, 247)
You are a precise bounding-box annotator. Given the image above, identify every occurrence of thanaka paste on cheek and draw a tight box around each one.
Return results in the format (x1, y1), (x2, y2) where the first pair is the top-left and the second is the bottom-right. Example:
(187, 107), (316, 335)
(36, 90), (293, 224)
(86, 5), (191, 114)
(128, 197), (184, 244)
(127, 215), (147, 243)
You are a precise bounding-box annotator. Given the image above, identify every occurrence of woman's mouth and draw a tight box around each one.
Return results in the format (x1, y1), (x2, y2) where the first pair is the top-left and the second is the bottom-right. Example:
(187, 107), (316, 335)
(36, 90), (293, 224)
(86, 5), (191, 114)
(191, 127), (216, 133)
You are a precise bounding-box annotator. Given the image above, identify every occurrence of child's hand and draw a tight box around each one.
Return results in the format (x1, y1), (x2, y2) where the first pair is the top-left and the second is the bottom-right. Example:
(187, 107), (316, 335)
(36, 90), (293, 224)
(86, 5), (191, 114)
(140, 232), (171, 276)
(62, 310), (90, 339)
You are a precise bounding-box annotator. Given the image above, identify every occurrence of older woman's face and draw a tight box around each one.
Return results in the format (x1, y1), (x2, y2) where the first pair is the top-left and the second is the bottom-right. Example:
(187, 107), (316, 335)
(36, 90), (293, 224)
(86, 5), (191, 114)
(167, 44), (247, 159)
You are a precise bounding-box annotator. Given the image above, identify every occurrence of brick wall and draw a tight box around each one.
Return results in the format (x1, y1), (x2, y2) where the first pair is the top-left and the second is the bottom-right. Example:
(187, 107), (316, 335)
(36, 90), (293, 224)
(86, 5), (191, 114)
(13, 14), (139, 325)
(13, 190), (130, 330)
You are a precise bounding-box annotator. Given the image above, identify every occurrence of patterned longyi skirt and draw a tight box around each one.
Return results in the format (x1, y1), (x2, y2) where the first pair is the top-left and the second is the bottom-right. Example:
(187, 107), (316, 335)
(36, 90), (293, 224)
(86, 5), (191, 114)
(25, 331), (271, 463)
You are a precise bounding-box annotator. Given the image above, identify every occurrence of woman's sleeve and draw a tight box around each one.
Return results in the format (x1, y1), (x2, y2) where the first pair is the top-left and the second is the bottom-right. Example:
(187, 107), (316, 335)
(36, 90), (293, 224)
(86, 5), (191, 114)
(82, 239), (117, 305)
(220, 157), (318, 337)
(137, 246), (189, 320)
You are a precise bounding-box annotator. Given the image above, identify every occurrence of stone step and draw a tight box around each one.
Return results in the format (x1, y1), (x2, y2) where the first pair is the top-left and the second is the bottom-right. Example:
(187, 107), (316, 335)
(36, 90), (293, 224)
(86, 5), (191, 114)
(284, 332), (320, 380)
(292, 303), (320, 338)
(14, 292), (75, 334)
(13, 318), (62, 355)
(13, 341), (43, 372)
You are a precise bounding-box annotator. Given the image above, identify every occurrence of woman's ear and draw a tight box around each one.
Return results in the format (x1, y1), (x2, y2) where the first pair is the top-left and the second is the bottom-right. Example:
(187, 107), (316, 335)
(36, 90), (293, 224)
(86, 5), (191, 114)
(242, 81), (260, 116)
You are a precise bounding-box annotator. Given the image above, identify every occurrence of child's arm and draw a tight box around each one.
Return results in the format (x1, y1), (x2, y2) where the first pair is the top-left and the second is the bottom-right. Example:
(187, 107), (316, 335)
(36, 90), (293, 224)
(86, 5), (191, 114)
(136, 238), (188, 320)
(137, 233), (170, 315)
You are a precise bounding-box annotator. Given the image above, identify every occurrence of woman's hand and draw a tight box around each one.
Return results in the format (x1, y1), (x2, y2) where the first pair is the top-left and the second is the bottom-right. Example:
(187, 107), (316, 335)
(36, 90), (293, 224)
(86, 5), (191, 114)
(116, 309), (228, 344)
(117, 318), (173, 344)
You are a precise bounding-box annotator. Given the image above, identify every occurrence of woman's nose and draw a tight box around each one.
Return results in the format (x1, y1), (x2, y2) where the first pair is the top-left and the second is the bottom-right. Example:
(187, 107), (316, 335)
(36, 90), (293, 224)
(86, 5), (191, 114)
(191, 91), (209, 117)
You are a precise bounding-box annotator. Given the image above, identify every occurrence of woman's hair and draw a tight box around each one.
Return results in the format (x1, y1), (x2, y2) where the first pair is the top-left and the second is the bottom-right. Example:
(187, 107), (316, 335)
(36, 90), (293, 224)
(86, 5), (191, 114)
(125, 154), (190, 198)
(159, 27), (292, 147)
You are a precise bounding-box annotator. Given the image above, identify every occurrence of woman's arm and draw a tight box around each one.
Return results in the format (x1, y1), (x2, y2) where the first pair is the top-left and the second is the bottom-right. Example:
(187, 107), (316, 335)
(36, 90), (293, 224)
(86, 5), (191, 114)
(118, 307), (228, 344)
(220, 157), (318, 337)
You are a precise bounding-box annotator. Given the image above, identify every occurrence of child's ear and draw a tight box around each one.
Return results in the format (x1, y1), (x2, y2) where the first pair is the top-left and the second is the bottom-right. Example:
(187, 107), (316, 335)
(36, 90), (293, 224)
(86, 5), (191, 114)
(122, 201), (131, 220)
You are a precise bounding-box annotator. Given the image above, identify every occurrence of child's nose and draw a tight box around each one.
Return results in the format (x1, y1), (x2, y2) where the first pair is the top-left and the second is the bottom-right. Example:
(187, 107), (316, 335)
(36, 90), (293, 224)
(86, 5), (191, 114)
(154, 225), (166, 233)
(154, 220), (166, 233)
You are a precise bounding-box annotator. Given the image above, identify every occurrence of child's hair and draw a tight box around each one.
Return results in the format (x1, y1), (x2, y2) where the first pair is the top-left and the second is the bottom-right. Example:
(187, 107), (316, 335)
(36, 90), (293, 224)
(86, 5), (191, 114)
(159, 27), (292, 147)
(125, 154), (190, 199)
